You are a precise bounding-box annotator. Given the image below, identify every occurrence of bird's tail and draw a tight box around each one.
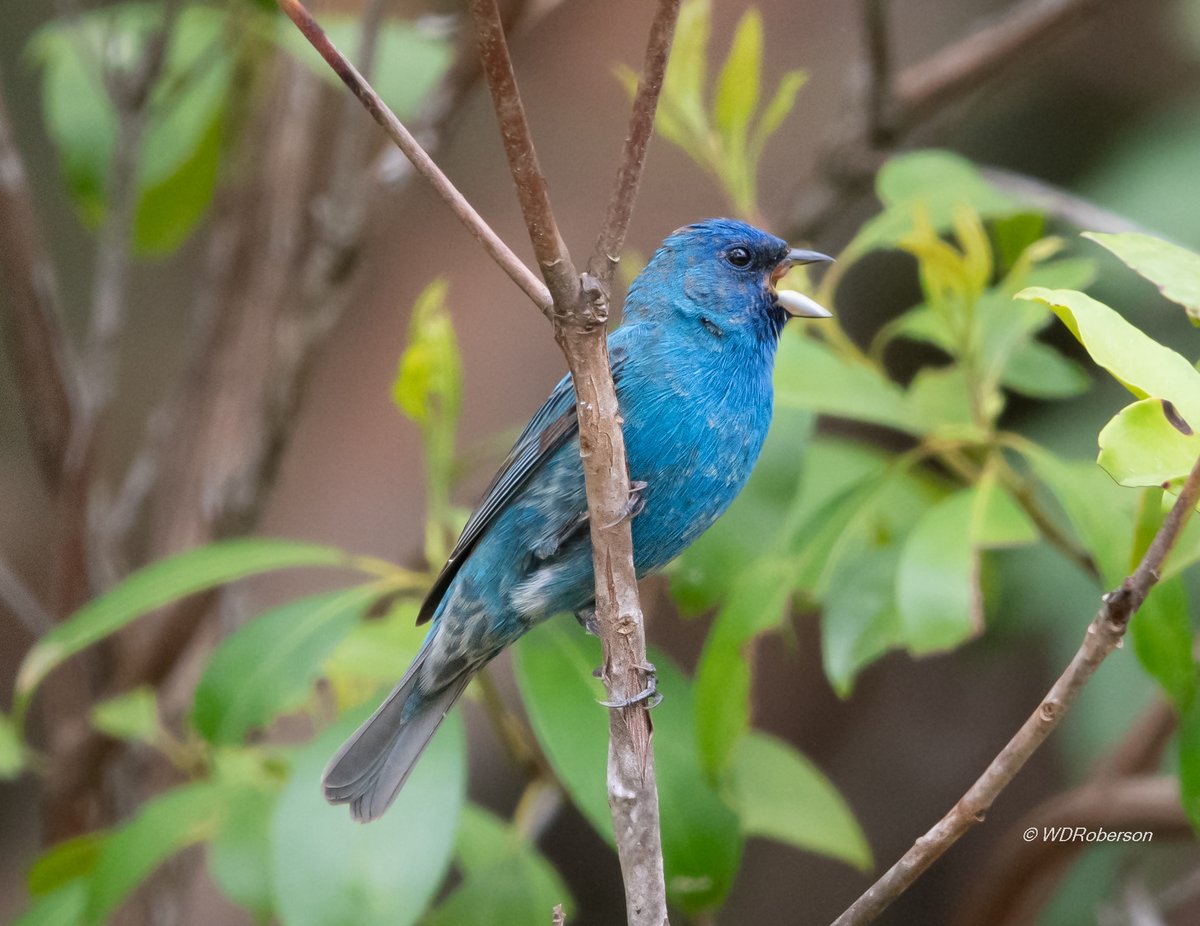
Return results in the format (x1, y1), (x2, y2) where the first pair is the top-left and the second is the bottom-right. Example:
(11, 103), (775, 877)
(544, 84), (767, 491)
(322, 641), (471, 823)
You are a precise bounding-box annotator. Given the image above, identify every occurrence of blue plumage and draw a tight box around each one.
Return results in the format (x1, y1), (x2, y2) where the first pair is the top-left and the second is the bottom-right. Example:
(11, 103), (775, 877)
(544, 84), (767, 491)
(324, 219), (832, 820)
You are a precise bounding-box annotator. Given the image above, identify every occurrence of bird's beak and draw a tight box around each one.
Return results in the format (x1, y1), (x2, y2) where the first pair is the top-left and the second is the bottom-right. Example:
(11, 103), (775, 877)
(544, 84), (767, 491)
(771, 248), (834, 318)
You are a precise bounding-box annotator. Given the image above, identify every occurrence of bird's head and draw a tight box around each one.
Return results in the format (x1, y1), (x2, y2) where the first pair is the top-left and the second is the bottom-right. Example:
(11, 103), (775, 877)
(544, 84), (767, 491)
(625, 218), (833, 338)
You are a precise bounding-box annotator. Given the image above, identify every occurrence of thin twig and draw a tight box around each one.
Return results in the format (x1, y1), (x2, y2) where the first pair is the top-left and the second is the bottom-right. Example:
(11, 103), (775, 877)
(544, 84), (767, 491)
(831, 453), (1200, 926)
(980, 167), (1166, 238)
(465, 3), (671, 921)
(892, 0), (1111, 131)
(860, 0), (893, 145)
(788, 0), (1116, 239)
(0, 555), (55, 636)
(468, 0), (580, 312)
(588, 0), (681, 287)
(275, 0), (551, 313)
(0, 74), (77, 489)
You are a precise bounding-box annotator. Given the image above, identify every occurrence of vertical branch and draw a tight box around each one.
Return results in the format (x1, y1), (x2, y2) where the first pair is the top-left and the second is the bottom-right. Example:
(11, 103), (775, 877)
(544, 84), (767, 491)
(860, 0), (893, 145)
(830, 454), (1200, 926)
(467, 2), (680, 921)
(589, 0), (680, 286)
(279, 0), (679, 919)
(468, 0), (581, 311)
(0, 75), (78, 488)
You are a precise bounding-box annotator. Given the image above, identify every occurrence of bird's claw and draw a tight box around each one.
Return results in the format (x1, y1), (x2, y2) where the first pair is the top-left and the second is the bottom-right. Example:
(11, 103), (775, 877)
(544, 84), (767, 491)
(602, 480), (648, 529)
(574, 608), (600, 637)
(598, 662), (662, 710)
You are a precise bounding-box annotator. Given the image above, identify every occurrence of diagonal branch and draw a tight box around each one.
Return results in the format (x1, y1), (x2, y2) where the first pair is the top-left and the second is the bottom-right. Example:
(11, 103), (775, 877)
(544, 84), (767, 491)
(468, 0), (580, 313)
(831, 453), (1200, 926)
(588, 0), (680, 286)
(0, 74), (78, 488)
(275, 0), (551, 313)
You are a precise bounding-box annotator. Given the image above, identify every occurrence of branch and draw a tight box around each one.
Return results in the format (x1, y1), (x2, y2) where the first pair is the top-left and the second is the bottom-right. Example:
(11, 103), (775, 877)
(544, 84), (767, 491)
(280, 1), (678, 918)
(0, 73), (78, 488)
(787, 0), (1115, 239)
(892, 0), (1110, 131)
(275, 0), (551, 313)
(831, 453), (1200, 926)
(467, 1), (672, 920)
(589, 0), (681, 286)
(468, 0), (580, 312)
(0, 554), (54, 636)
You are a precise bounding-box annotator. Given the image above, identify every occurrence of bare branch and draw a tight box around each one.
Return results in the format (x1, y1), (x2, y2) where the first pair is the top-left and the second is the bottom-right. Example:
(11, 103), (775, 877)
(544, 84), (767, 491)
(466, 2), (670, 919)
(589, 0), (681, 286)
(468, 0), (580, 312)
(788, 0), (1115, 239)
(831, 453), (1200, 926)
(980, 167), (1165, 237)
(275, 0), (551, 313)
(0, 74), (78, 488)
(892, 0), (1110, 131)
(0, 554), (54, 636)
(860, 0), (893, 145)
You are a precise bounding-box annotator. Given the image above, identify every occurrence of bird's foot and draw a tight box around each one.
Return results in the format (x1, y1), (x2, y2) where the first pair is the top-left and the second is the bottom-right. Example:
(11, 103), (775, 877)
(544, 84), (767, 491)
(602, 481), (648, 528)
(599, 662), (662, 710)
(574, 608), (600, 637)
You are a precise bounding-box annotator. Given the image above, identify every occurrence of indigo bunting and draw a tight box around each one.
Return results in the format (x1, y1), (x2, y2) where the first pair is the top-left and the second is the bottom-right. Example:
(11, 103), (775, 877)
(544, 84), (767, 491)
(324, 219), (832, 821)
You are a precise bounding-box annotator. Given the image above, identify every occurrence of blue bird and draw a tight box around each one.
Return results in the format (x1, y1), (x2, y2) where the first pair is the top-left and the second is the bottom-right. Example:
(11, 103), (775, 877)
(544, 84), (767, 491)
(324, 219), (832, 821)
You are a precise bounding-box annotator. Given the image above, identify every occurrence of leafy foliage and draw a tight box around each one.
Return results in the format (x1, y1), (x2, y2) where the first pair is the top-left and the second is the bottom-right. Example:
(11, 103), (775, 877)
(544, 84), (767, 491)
(12, 1), (1200, 922)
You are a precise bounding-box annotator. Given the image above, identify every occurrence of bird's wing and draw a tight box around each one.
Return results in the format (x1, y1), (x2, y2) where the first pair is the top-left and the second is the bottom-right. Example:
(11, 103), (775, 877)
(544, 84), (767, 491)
(415, 348), (628, 626)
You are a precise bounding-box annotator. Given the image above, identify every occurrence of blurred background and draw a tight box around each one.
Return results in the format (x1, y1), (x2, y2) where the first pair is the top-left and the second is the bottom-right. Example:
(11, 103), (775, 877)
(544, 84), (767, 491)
(4, 0), (1200, 923)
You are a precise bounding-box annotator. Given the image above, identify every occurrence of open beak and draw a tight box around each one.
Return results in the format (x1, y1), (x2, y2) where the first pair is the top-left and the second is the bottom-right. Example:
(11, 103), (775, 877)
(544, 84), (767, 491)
(771, 248), (834, 318)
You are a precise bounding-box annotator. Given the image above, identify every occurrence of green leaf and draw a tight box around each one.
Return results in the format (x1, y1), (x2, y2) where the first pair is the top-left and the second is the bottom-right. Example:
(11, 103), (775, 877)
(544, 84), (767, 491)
(713, 9), (762, 149)
(1084, 231), (1200, 323)
(821, 546), (903, 698)
(1020, 444), (1134, 585)
(1130, 577), (1195, 711)
(774, 332), (924, 434)
(394, 278), (461, 429)
(1098, 397), (1200, 491)
(896, 489), (981, 654)
(28, 834), (104, 896)
(990, 212), (1046, 272)
(209, 782), (279, 921)
(693, 558), (794, 776)
(514, 621), (743, 914)
(0, 711), (24, 779)
(661, 0), (712, 140)
(28, 5), (234, 248)
(86, 782), (231, 924)
(269, 706), (466, 926)
(425, 805), (573, 926)
(907, 365), (994, 438)
(725, 731), (871, 870)
(847, 150), (1020, 258)
(1179, 694), (1200, 833)
(1017, 287), (1200, 423)
(133, 109), (224, 254)
(16, 539), (352, 708)
(277, 14), (453, 121)
(750, 69), (806, 162)
(12, 881), (86, 926)
(191, 585), (377, 744)
(90, 686), (160, 745)
(1000, 340), (1091, 399)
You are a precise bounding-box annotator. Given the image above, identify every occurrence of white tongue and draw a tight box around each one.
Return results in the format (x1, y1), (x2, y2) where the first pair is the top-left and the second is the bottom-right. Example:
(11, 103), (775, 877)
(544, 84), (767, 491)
(776, 289), (832, 318)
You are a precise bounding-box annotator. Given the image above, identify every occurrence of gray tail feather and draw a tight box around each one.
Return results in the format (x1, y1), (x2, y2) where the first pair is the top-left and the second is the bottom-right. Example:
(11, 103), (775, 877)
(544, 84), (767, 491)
(322, 649), (471, 823)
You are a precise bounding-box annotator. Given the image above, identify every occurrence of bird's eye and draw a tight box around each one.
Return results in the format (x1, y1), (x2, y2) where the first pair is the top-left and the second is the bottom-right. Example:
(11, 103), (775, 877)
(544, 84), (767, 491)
(725, 246), (752, 268)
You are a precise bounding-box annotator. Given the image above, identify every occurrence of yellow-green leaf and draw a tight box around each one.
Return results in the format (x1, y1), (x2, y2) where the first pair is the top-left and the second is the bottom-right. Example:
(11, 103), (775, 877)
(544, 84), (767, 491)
(713, 10), (762, 149)
(1085, 231), (1200, 324)
(1098, 397), (1200, 492)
